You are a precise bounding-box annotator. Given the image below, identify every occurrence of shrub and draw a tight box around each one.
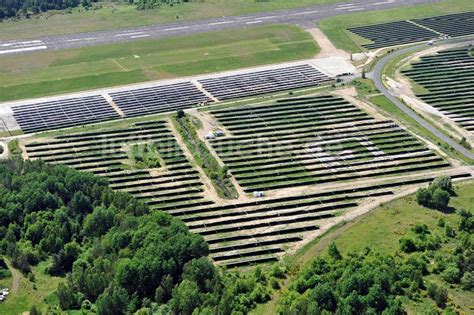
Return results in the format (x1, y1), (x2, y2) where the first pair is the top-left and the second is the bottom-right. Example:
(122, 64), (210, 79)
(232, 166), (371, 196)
(328, 243), (342, 260)
(459, 137), (471, 149)
(416, 188), (432, 207)
(445, 224), (454, 238)
(459, 210), (474, 233)
(270, 278), (280, 290)
(432, 188), (450, 210)
(416, 177), (452, 210)
(270, 264), (286, 279)
(399, 237), (418, 253)
(442, 264), (461, 284)
(176, 109), (185, 119)
(437, 218), (445, 227)
(412, 224), (429, 235)
(431, 176), (454, 195)
(427, 282), (448, 308)
(460, 271), (474, 290)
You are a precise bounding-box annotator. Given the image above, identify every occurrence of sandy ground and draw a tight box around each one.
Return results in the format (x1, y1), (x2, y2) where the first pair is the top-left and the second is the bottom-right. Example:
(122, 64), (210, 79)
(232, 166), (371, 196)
(187, 110), (251, 201)
(104, 93), (125, 117)
(5, 259), (19, 294)
(192, 80), (219, 103)
(165, 118), (224, 203)
(288, 165), (474, 255)
(307, 28), (350, 59)
(334, 87), (385, 120)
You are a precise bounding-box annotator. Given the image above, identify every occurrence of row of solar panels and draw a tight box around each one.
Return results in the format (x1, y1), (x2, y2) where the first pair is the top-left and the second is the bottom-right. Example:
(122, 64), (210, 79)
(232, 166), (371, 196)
(348, 11), (474, 50)
(11, 65), (331, 133)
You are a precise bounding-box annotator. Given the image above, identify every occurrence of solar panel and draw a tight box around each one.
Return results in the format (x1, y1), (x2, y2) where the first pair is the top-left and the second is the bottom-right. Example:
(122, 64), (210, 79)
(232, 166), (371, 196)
(413, 12), (474, 38)
(198, 65), (331, 100)
(12, 95), (120, 133)
(110, 82), (212, 117)
(348, 21), (438, 50)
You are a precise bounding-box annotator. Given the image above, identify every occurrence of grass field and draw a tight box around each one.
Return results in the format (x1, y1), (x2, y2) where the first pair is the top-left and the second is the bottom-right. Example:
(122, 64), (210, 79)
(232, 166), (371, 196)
(329, 181), (474, 313)
(332, 181), (474, 255)
(318, 0), (473, 52)
(0, 259), (63, 314)
(0, 0), (345, 41)
(0, 25), (319, 102)
(255, 180), (474, 314)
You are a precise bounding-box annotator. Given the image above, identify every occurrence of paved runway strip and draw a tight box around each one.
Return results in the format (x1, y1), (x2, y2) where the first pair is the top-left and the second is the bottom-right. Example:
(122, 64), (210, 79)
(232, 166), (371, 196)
(0, 0), (442, 56)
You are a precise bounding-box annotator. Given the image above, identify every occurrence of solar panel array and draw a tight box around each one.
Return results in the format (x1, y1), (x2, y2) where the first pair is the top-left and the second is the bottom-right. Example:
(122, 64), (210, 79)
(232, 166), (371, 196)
(413, 12), (474, 38)
(347, 12), (474, 50)
(347, 21), (438, 50)
(12, 95), (120, 133)
(198, 65), (331, 100)
(22, 115), (472, 267)
(11, 65), (332, 133)
(402, 47), (474, 132)
(109, 82), (212, 117)
(208, 95), (451, 193)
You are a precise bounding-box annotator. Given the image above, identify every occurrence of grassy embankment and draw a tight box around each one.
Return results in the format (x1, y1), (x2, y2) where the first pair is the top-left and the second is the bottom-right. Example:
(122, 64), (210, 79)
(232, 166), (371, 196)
(255, 180), (474, 314)
(172, 114), (238, 200)
(318, 0), (473, 53)
(0, 25), (319, 102)
(0, 0), (346, 40)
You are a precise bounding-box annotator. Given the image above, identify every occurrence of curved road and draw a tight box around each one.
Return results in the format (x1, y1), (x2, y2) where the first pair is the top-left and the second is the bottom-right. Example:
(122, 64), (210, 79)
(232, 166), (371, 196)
(370, 38), (474, 161)
(0, 0), (443, 55)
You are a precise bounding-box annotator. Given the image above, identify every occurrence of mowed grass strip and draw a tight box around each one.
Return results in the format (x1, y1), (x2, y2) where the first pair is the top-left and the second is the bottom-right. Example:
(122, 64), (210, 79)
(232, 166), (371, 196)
(0, 25), (319, 102)
(318, 0), (473, 53)
(0, 0), (347, 41)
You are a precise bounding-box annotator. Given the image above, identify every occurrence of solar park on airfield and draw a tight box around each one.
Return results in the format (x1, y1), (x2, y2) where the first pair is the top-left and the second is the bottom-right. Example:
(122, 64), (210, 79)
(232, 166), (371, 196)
(11, 25), (474, 266)
(348, 11), (474, 49)
(12, 65), (331, 133)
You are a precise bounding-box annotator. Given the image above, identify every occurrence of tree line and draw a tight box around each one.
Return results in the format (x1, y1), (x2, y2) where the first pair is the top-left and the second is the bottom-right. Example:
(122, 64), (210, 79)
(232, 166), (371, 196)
(1, 157), (472, 314)
(0, 0), (98, 19)
(0, 158), (283, 314)
(0, 0), (187, 19)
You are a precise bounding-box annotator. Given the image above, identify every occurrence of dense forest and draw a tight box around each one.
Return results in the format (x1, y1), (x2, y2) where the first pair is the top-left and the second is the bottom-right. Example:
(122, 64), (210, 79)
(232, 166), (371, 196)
(0, 0), (187, 19)
(0, 0), (95, 19)
(0, 158), (472, 314)
(0, 158), (280, 314)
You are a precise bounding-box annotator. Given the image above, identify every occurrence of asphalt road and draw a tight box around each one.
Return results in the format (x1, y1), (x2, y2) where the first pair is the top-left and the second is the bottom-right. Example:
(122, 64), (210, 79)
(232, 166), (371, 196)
(0, 0), (443, 55)
(370, 38), (474, 161)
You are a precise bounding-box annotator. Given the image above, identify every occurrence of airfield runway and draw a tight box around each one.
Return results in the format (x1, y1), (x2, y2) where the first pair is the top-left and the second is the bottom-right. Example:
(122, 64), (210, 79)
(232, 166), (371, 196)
(0, 0), (443, 55)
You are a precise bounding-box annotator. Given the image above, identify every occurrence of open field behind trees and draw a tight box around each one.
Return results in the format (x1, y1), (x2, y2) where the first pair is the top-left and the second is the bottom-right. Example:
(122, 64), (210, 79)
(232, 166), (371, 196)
(0, 0), (348, 41)
(318, 0), (473, 53)
(0, 25), (319, 103)
(257, 180), (474, 314)
(0, 259), (63, 313)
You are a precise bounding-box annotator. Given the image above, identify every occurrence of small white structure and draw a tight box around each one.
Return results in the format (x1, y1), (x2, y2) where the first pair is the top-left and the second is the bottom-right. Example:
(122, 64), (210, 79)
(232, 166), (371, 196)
(205, 133), (216, 140)
(427, 40), (434, 46)
(253, 191), (265, 198)
(0, 289), (7, 302)
(214, 129), (225, 137)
